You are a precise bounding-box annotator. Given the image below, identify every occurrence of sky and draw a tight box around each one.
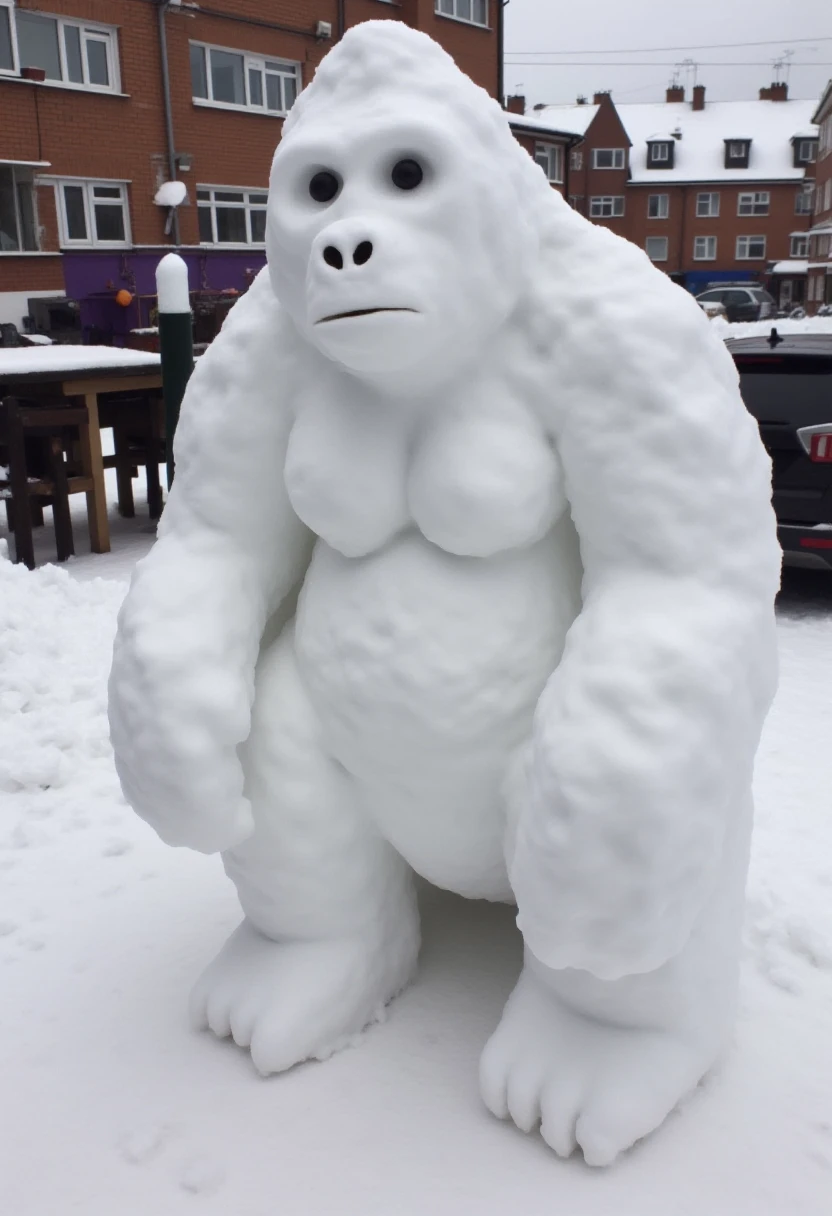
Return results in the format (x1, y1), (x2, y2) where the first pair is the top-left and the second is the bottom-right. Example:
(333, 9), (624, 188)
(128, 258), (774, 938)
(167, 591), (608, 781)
(503, 0), (832, 110)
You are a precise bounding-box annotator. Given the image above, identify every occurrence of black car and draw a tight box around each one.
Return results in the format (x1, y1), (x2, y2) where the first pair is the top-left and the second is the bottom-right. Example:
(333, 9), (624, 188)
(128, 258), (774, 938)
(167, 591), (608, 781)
(697, 285), (776, 323)
(728, 331), (832, 570)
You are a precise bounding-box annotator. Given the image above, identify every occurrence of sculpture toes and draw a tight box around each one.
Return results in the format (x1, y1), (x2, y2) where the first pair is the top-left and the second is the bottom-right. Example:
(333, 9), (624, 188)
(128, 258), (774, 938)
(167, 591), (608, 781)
(539, 1075), (587, 1159)
(505, 1064), (544, 1133)
(478, 1034), (511, 1121)
(575, 1062), (698, 1168)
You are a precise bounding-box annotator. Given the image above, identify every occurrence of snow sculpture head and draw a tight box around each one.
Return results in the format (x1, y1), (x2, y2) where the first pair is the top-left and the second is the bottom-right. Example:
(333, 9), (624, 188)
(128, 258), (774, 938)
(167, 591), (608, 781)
(266, 23), (543, 385)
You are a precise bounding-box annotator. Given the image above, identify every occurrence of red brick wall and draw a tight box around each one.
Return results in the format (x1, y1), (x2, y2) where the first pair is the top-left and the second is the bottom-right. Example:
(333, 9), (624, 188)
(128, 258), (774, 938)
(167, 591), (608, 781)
(566, 96), (631, 232)
(626, 182), (811, 275)
(512, 131), (568, 196)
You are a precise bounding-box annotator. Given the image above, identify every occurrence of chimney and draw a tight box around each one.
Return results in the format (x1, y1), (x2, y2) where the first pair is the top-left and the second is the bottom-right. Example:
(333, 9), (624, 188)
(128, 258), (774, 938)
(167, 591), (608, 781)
(666, 84), (684, 103)
(505, 94), (526, 115)
(692, 84), (706, 111)
(762, 82), (788, 101)
(593, 91), (610, 105)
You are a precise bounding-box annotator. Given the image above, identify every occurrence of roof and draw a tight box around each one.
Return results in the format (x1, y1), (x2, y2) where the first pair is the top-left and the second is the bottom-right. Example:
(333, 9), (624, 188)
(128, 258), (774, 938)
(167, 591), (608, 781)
(528, 98), (819, 185)
(520, 103), (599, 138)
(507, 116), (582, 145)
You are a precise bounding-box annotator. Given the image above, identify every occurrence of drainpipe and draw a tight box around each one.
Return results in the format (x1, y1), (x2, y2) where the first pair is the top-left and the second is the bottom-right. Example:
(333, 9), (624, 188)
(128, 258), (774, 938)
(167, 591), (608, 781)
(337, 0), (346, 40)
(156, 0), (180, 247)
(498, 1), (509, 105)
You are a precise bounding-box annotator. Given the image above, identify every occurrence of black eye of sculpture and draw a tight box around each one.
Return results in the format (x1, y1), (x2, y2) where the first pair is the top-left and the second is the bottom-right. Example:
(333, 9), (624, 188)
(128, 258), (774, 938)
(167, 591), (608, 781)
(309, 171), (340, 203)
(391, 159), (424, 191)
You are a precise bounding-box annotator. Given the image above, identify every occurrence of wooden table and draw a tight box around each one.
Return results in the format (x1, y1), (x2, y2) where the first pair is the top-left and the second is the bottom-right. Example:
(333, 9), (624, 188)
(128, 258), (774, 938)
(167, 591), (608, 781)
(0, 354), (163, 554)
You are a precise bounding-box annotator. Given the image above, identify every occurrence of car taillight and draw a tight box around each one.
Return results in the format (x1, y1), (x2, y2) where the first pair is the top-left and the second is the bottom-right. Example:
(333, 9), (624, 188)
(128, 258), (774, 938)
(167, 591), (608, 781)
(797, 425), (832, 462)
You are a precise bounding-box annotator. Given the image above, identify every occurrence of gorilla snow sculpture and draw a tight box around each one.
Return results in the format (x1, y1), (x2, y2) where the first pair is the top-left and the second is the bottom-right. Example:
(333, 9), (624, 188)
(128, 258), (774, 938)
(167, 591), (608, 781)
(109, 22), (780, 1166)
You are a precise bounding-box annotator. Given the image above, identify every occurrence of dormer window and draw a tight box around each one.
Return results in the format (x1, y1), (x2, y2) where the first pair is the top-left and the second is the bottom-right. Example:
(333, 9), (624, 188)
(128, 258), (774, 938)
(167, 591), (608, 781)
(725, 139), (751, 169)
(647, 140), (674, 168)
(792, 137), (818, 168)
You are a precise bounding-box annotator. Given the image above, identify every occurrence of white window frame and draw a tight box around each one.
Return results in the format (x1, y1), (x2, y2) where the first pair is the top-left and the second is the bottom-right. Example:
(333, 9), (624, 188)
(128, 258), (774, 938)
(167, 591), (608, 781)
(51, 178), (131, 248)
(434, 0), (489, 28)
(736, 235), (766, 260)
(190, 41), (300, 116)
(738, 191), (770, 216)
(693, 235), (717, 261)
(798, 140), (816, 163)
(570, 149), (583, 170)
(12, 10), (120, 92)
(0, 164), (40, 253)
(649, 142), (670, 163)
(196, 185), (268, 247)
(589, 195), (625, 218)
(592, 148), (626, 170)
(645, 236), (668, 262)
(534, 142), (563, 185)
(0, 0), (18, 75)
(796, 183), (814, 214)
(696, 192), (720, 217)
(790, 234), (809, 257)
(647, 193), (669, 219)
(727, 141), (749, 160)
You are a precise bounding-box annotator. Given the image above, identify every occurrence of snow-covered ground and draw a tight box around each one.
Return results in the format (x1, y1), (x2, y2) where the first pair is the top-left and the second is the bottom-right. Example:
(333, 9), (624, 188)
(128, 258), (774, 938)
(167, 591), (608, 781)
(712, 315), (832, 340)
(1, 476), (831, 1215)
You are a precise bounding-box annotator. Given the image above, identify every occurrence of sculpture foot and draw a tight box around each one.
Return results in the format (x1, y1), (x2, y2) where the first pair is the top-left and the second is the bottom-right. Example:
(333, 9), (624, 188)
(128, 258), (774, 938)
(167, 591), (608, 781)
(480, 965), (717, 1166)
(190, 918), (418, 1075)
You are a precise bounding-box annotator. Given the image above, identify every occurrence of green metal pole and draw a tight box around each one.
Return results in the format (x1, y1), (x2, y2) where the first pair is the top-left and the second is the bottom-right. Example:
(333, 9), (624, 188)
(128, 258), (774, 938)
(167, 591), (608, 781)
(155, 252), (193, 489)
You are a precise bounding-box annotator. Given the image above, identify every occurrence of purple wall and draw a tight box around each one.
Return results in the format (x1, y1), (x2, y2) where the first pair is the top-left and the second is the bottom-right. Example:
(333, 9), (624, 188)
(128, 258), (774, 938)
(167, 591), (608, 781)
(61, 248), (267, 343)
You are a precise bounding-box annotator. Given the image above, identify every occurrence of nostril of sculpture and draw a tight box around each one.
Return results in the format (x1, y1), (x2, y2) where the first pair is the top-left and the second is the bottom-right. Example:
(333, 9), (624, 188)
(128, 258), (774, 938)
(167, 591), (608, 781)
(324, 246), (344, 270)
(353, 241), (373, 266)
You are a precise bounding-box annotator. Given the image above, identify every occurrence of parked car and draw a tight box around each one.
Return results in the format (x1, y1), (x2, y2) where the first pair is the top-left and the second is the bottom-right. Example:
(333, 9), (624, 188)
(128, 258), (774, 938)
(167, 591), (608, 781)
(696, 285), (775, 323)
(727, 331), (832, 570)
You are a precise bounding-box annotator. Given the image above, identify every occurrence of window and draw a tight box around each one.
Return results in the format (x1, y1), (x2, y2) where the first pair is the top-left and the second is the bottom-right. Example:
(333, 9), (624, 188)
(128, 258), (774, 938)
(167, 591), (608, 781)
(696, 192), (720, 217)
(534, 143), (563, 184)
(568, 195), (583, 211)
(55, 180), (129, 246)
(790, 235), (809, 257)
(589, 196), (624, 217)
(724, 139), (751, 168)
(648, 141), (672, 166)
(693, 236), (717, 260)
(0, 1), (14, 73)
(14, 11), (119, 90)
(798, 140), (817, 163)
(190, 42), (300, 115)
(645, 236), (668, 262)
(795, 184), (814, 214)
(647, 194), (669, 219)
(570, 149), (583, 170)
(435, 0), (488, 26)
(0, 166), (38, 252)
(736, 235), (766, 260)
(738, 191), (769, 216)
(592, 148), (626, 169)
(197, 187), (268, 245)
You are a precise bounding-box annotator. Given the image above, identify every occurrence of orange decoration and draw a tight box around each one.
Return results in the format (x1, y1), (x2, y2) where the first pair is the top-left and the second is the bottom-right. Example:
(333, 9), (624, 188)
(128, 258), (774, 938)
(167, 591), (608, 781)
(115, 289), (134, 307)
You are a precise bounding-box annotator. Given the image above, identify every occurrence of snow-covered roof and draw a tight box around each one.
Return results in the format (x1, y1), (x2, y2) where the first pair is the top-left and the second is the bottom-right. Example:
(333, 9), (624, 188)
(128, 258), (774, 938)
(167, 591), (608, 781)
(771, 260), (808, 275)
(517, 104), (599, 138)
(529, 98), (819, 185)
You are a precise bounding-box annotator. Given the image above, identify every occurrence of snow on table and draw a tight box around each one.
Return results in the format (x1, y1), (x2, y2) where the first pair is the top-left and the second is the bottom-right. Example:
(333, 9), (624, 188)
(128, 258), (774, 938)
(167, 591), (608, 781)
(0, 344), (160, 377)
(1, 545), (831, 1215)
(714, 316), (832, 341)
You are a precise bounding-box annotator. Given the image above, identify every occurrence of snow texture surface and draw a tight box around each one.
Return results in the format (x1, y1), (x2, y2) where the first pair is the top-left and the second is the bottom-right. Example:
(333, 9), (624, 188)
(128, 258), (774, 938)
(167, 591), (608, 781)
(2, 543), (831, 1214)
(108, 20), (781, 1167)
(154, 180), (188, 208)
(0, 345), (160, 375)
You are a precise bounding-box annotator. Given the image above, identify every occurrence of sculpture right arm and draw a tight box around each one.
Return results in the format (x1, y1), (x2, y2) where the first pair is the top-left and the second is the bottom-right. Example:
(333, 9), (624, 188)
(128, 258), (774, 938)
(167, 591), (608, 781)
(108, 271), (313, 853)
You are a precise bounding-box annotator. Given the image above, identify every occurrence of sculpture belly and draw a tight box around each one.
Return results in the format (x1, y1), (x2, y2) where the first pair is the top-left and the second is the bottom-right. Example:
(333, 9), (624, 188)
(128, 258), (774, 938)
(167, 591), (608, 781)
(293, 523), (581, 896)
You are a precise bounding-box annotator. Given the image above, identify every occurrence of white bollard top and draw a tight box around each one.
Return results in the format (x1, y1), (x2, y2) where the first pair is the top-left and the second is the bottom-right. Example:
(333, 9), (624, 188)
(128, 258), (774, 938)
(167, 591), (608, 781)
(156, 252), (191, 314)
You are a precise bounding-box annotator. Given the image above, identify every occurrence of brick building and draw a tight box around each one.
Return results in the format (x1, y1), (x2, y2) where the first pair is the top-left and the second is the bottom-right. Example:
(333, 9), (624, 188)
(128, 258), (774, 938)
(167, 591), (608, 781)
(523, 84), (820, 307)
(0, 0), (504, 336)
(808, 79), (832, 312)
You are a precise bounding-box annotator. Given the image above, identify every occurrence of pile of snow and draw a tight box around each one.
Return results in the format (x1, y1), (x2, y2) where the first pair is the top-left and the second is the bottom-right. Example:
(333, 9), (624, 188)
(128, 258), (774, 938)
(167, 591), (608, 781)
(154, 181), (188, 208)
(0, 345), (160, 375)
(713, 315), (832, 340)
(1, 538), (831, 1213)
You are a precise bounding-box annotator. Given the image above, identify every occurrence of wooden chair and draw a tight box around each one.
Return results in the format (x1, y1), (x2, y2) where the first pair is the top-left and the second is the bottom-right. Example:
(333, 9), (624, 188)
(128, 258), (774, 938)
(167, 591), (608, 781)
(0, 396), (91, 569)
(98, 390), (167, 520)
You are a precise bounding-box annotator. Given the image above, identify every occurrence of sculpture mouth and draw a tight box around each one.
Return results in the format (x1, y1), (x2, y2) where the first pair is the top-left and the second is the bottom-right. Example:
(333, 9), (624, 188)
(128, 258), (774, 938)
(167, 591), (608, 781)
(316, 307), (419, 324)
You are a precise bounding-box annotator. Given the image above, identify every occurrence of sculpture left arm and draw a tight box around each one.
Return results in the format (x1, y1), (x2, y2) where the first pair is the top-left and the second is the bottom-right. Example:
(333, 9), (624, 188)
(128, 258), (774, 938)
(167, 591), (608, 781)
(510, 310), (781, 981)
